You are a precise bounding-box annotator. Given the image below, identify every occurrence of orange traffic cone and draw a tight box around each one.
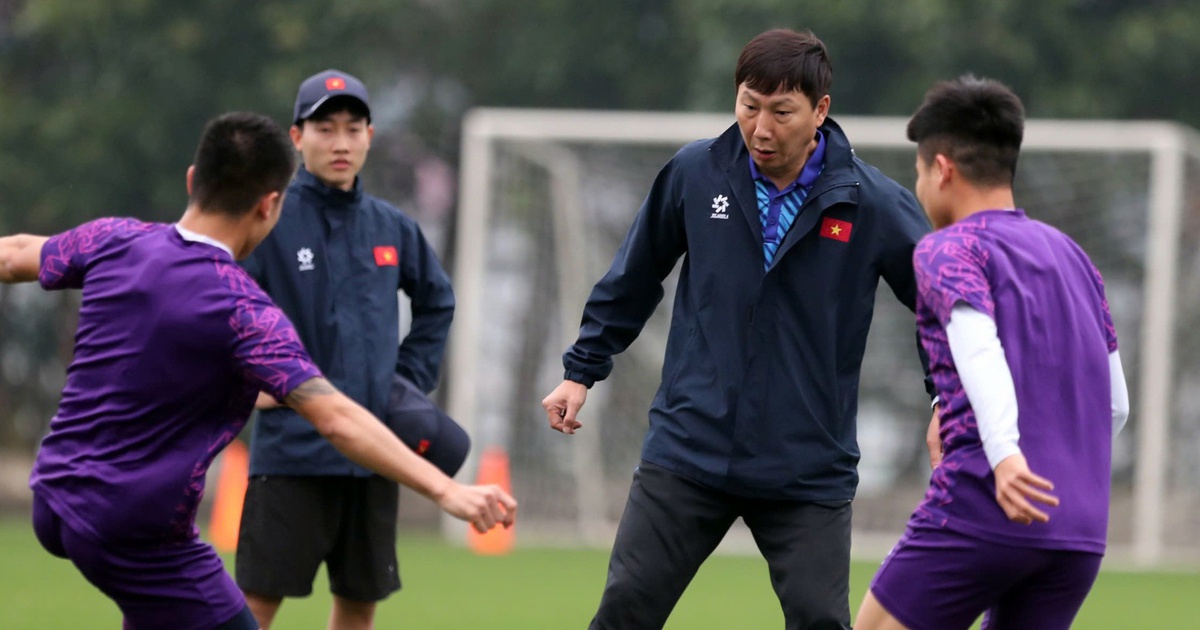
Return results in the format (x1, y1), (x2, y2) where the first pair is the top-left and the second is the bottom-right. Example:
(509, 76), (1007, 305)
(209, 440), (249, 553)
(467, 446), (515, 555)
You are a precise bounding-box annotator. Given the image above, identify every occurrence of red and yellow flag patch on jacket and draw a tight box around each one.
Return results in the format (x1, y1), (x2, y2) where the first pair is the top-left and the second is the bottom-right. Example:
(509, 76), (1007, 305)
(820, 217), (853, 242)
(374, 246), (399, 266)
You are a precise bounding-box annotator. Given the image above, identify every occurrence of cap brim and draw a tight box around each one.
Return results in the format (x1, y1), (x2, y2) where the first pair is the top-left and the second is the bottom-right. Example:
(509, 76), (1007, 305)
(295, 94), (370, 123)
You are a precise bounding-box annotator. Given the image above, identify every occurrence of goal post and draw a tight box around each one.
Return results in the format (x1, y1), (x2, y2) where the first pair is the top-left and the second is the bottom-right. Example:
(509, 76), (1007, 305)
(447, 107), (1200, 566)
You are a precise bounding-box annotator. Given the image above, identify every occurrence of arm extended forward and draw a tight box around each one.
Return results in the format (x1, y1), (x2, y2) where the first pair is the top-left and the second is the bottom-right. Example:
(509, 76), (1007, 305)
(0, 235), (48, 284)
(285, 377), (516, 532)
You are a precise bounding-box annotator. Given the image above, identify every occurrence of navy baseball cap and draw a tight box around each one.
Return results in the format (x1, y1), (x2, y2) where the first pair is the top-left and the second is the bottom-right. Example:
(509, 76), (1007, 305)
(385, 374), (471, 477)
(293, 69), (371, 124)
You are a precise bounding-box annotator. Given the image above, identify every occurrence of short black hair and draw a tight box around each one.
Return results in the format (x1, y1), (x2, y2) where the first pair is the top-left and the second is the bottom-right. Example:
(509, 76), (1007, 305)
(735, 29), (832, 107)
(906, 75), (1025, 187)
(191, 112), (295, 216)
(300, 96), (371, 126)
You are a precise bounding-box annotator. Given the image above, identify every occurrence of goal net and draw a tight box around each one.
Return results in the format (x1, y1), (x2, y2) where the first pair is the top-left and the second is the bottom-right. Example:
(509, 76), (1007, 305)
(446, 108), (1200, 567)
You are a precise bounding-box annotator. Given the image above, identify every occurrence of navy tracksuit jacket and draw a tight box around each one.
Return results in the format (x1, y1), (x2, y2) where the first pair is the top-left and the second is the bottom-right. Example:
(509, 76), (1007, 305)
(563, 118), (932, 500)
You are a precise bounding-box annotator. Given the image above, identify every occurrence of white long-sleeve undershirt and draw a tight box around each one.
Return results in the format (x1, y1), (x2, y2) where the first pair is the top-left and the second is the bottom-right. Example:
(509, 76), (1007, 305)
(1109, 348), (1130, 436)
(945, 303), (1129, 469)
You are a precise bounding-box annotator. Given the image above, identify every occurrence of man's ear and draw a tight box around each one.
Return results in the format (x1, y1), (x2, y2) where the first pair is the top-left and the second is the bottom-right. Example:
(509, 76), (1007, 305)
(933, 154), (954, 189)
(186, 165), (195, 196)
(814, 94), (831, 126)
(257, 191), (282, 220)
(289, 125), (304, 151)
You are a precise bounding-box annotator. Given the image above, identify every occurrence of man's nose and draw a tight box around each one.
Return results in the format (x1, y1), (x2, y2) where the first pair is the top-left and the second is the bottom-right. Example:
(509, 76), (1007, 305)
(754, 114), (773, 138)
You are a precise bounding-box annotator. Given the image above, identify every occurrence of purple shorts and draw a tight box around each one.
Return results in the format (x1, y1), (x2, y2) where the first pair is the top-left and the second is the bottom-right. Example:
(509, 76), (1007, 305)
(869, 526), (1102, 630)
(33, 492), (247, 630)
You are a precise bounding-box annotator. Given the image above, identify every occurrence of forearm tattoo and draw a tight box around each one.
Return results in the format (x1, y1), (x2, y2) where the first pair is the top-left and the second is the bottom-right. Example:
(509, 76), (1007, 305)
(284, 377), (338, 406)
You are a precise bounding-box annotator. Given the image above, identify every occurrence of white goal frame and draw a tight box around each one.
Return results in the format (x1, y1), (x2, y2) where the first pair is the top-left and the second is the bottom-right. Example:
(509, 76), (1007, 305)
(448, 107), (1200, 566)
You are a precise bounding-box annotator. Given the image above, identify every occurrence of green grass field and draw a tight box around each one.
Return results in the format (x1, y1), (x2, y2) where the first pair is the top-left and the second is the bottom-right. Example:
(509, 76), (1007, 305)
(1, 517), (1195, 629)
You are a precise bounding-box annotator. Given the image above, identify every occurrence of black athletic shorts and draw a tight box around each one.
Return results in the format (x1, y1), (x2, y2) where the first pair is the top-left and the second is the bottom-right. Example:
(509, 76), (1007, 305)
(235, 475), (401, 602)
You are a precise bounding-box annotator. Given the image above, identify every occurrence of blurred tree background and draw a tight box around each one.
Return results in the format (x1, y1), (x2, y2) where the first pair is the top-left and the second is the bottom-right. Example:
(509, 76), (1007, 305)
(1, 0), (1199, 450)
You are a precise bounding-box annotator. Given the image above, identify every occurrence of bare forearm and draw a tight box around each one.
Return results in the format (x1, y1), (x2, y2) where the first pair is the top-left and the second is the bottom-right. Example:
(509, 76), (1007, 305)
(0, 235), (47, 283)
(328, 403), (454, 500)
(286, 378), (453, 501)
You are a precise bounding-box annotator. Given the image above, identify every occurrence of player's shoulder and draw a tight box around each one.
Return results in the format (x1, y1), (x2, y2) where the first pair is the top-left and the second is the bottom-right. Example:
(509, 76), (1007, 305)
(1026, 214), (1079, 246)
(49, 217), (166, 260)
(1027, 214), (1103, 274)
(208, 259), (277, 311)
(1006, 212), (1093, 261)
(914, 221), (987, 267)
(220, 263), (302, 342)
(84, 216), (159, 231)
(73, 217), (163, 242)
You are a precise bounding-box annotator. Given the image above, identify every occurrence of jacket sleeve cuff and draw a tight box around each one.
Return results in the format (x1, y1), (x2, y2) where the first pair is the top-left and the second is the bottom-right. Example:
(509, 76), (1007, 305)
(563, 370), (596, 388)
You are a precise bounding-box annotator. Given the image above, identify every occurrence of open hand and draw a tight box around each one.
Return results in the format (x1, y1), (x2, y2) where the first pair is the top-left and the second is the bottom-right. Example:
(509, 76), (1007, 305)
(994, 454), (1058, 525)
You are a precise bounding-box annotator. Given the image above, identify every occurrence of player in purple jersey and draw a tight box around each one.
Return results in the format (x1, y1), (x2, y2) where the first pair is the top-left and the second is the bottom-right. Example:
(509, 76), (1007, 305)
(854, 77), (1130, 630)
(0, 112), (516, 630)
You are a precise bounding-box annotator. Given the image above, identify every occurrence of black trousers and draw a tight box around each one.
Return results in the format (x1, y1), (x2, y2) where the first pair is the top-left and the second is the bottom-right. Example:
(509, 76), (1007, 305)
(589, 461), (852, 630)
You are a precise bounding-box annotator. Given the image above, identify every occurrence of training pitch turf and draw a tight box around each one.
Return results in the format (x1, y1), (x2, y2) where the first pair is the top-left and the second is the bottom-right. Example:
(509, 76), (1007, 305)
(0, 517), (1194, 628)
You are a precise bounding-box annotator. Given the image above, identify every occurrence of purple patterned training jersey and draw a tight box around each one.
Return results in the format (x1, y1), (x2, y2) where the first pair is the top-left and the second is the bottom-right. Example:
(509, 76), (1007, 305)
(910, 209), (1118, 554)
(29, 218), (322, 544)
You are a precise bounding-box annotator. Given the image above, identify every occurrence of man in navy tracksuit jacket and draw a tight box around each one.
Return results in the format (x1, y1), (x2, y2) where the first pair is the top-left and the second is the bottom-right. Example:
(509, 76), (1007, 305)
(542, 30), (933, 630)
(235, 70), (470, 629)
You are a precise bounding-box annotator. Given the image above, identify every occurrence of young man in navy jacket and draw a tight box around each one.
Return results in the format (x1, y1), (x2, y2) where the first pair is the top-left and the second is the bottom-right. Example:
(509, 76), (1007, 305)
(543, 29), (934, 630)
(236, 70), (475, 630)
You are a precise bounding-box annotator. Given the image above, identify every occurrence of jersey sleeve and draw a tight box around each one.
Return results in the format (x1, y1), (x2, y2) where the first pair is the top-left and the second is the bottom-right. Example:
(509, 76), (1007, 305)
(39, 218), (150, 291)
(913, 229), (994, 327)
(225, 267), (323, 400)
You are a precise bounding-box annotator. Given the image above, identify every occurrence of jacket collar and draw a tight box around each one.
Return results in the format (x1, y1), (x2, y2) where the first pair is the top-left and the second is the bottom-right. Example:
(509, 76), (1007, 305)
(710, 117), (861, 271)
(293, 165), (364, 208)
